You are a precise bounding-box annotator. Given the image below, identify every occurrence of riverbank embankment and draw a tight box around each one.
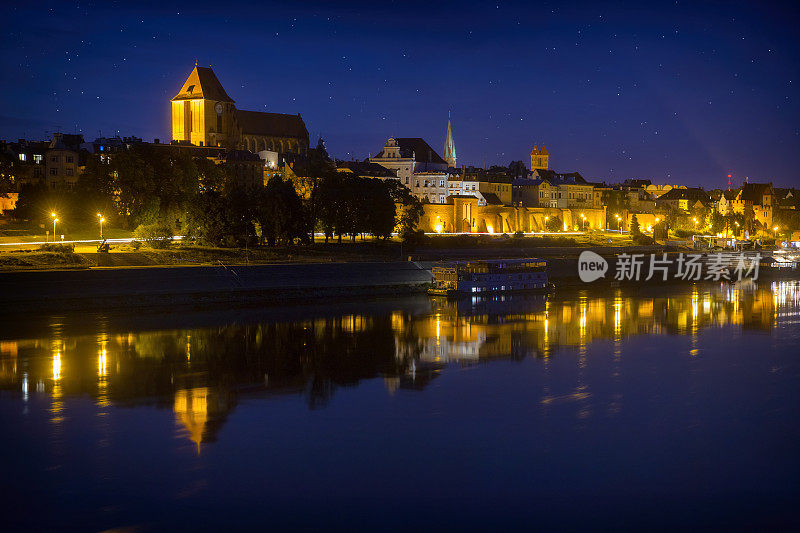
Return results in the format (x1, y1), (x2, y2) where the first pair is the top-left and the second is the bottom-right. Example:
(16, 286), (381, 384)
(0, 262), (435, 311)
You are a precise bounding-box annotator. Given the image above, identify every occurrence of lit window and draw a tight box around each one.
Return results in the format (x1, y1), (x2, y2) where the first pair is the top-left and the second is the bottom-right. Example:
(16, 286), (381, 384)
(19, 153), (26, 161)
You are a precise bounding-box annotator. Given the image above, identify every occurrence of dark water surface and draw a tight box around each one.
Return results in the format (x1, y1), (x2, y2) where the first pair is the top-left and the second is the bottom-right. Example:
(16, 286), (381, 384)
(1, 281), (799, 531)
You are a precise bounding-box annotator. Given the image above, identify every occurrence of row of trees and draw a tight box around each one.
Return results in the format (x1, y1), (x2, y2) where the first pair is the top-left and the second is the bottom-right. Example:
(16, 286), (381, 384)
(11, 142), (423, 247)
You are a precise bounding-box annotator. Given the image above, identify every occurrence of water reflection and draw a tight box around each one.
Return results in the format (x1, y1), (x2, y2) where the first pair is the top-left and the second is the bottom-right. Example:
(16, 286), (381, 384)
(1, 281), (798, 451)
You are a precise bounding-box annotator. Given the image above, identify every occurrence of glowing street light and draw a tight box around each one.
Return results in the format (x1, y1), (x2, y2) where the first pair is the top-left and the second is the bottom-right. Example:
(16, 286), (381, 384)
(97, 213), (105, 240)
(50, 212), (57, 242)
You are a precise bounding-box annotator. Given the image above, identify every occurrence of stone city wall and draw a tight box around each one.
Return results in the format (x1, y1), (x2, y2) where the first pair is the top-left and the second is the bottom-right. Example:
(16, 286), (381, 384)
(419, 198), (606, 233)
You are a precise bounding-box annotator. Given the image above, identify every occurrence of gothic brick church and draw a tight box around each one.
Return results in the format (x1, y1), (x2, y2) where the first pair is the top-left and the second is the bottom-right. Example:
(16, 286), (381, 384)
(171, 65), (309, 155)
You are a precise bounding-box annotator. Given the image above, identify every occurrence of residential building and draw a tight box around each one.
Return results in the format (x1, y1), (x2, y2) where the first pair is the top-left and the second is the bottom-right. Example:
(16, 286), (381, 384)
(46, 133), (86, 190)
(511, 178), (553, 207)
(530, 169), (595, 209)
(773, 188), (799, 210)
(655, 187), (711, 212)
(716, 190), (737, 216)
(446, 172), (487, 205)
(479, 177), (513, 206)
(414, 171), (450, 204)
(0, 139), (48, 188)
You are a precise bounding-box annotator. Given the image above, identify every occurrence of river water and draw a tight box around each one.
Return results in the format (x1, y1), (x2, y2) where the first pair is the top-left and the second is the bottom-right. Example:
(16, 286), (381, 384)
(1, 281), (799, 530)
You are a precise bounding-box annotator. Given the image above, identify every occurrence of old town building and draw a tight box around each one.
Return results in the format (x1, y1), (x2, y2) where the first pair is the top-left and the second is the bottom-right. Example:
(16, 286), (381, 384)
(656, 187), (711, 212)
(171, 65), (309, 155)
(369, 137), (450, 203)
(733, 182), (774, 227)
(530, 145), (549, 171)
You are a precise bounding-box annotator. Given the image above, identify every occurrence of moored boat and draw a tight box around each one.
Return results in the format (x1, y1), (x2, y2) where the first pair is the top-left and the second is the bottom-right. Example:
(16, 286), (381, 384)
(428, 258), (550, 296)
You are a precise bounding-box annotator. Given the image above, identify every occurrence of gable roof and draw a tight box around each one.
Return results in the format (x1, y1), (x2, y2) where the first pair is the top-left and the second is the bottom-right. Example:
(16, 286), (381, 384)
(376, 138), (446, 165)
(481, 192), (503, 205)
(530, 145), (549, 155)
(622, 178), (652, 188)
(337, 160), (398, 178)
(235, 110), (308, 139)
(657, 187), (711, 202)
(172, 66), (235, 103)
(512, 177), (547, 187)
(738, 182), (773, 204)
(532, 169), (587, 185)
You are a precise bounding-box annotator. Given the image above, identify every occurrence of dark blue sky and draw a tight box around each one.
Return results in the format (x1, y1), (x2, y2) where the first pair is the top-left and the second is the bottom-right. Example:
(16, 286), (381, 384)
(1, 0), (798, 187)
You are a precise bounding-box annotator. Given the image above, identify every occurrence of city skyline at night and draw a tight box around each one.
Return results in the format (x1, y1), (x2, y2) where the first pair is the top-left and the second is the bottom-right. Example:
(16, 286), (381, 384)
(2, 1), (799, 188)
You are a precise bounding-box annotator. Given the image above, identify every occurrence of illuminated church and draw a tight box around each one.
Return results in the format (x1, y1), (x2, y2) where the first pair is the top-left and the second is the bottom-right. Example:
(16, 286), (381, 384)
(171, 65), (309, 155)
(530, 145), (549, 170)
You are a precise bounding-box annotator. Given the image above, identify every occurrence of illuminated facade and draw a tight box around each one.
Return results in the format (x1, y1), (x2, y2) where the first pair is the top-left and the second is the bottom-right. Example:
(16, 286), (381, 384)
(530, 145), (549, 171)
(370, 137), (451, 203)
(418, 196), (606, 233)
(733, 182), (774, 228)
(171, 66), (309, 155)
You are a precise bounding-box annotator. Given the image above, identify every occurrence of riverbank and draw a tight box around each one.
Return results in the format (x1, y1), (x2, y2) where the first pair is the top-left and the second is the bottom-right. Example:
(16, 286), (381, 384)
(0, 261), (435, 312)
(2, 243), (796, 312)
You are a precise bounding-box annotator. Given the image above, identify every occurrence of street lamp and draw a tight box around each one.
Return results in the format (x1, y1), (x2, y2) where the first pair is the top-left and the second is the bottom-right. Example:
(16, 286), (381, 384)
(580, 213), (586, 231)
(99, 216), (105, 240)
(50, 212), (58, 242)
(615, 214), (622, 232)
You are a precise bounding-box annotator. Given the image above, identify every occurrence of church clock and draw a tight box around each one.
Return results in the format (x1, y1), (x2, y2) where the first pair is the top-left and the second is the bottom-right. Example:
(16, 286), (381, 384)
(215, 102), (224, 115)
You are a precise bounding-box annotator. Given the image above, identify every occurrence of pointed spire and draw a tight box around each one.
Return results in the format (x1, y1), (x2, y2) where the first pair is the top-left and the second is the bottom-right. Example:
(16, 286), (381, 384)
(444, 112), (457, 167)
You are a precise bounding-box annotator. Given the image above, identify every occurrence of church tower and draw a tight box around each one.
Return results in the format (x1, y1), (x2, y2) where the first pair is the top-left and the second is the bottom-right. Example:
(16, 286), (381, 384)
(171, 65), (238, 148)
(443, 112), (457, 168)
(530, 145), (549, 171)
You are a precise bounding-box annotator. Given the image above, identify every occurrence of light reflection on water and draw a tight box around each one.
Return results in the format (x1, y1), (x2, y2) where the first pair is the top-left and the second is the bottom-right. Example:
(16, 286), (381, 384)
(1, 281), (798, 444)
(1, 280), (799, 529)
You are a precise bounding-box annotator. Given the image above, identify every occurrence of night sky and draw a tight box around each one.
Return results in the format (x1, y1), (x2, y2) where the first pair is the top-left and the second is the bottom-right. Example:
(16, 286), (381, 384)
(2, 1), (798, 187)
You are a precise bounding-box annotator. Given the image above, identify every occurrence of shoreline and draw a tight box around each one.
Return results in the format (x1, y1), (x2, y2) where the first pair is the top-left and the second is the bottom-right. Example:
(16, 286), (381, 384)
(2, 256), (797, 312)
